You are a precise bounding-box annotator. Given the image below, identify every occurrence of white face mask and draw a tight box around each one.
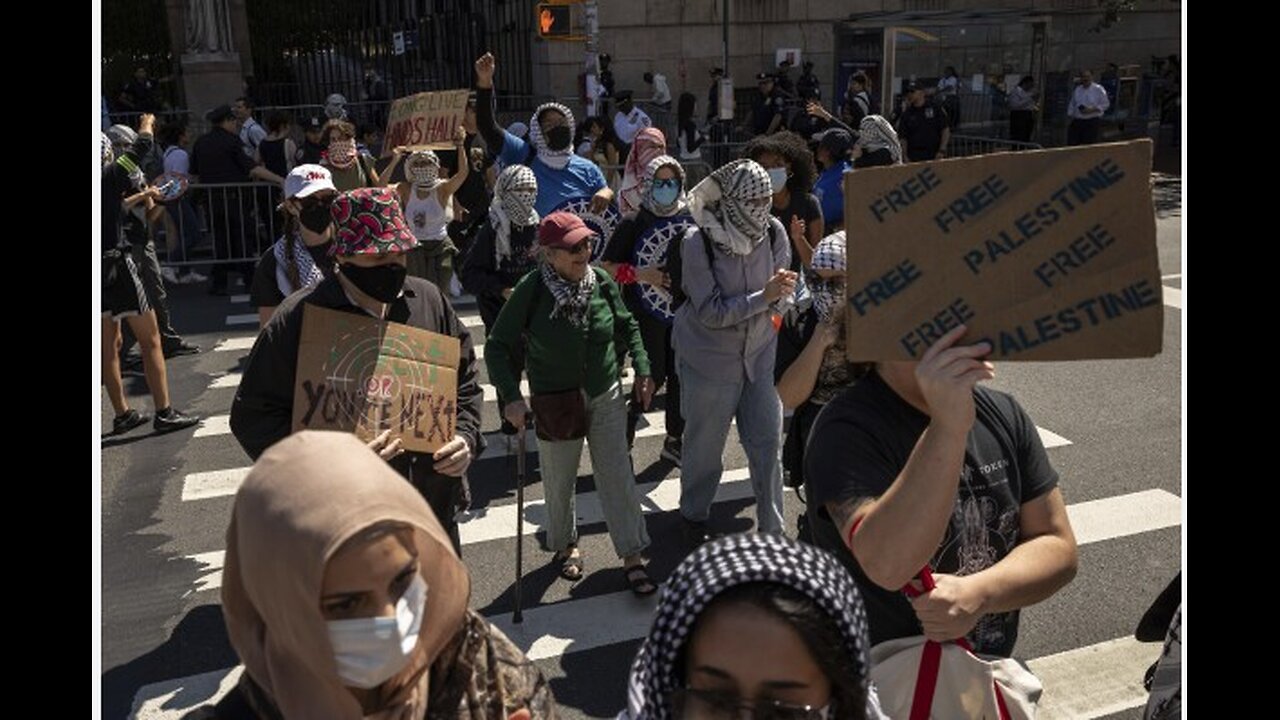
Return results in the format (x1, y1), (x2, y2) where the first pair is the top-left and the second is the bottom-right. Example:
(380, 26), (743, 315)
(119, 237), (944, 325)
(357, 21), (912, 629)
(766, 166), (789, 194)
(327, 573), (428, 689)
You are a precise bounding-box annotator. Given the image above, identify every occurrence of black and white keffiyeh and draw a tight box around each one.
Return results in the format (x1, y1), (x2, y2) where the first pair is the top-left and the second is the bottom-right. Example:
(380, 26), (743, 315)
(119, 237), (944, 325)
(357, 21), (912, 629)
(489, 165), (540, 265)
(686, 159), (774, 256)
(272, 233), (325, 297)
(808, 230), (847, 323)
(528, 102), (576, 170)
(856, 115), (904, 165)
(405, 149), (443, 190)
(539, 259), (597, 330)
(623, 533), (871, 720)
(640, 155), (687, 218)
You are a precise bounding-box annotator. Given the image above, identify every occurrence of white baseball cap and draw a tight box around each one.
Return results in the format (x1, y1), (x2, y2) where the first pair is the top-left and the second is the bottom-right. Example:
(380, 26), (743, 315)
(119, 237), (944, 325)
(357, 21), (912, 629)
(284, 164), (337, 200)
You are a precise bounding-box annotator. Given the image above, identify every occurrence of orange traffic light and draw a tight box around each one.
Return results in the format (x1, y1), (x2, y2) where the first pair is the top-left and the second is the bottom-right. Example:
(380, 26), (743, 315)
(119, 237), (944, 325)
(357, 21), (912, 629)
(537, 4), (571, 38)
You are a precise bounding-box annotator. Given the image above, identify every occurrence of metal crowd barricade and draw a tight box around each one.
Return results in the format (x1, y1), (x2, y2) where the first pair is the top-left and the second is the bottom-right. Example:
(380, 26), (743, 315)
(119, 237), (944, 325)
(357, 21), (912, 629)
(947, 134), (1043, 157)
(152, 181), (285, 269)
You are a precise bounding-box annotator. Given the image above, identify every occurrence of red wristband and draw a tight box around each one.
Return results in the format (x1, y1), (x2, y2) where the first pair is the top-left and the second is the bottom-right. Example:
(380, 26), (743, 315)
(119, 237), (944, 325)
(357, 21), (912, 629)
(614, 263), (637, 285)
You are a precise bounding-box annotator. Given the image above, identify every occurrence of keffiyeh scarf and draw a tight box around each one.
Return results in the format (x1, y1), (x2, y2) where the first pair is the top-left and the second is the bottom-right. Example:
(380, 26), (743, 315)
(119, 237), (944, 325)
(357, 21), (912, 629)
(539, 259), (597, 330)
(686, 159), (774, 256)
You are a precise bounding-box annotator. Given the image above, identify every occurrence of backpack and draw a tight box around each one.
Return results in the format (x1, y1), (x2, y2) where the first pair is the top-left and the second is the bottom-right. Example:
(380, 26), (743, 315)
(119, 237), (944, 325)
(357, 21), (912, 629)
(669, 220), (783, 311)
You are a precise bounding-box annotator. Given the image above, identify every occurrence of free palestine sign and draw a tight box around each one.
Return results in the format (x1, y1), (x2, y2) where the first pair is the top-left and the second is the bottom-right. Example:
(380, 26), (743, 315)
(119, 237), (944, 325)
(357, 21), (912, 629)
(842, 139), (1163, 361)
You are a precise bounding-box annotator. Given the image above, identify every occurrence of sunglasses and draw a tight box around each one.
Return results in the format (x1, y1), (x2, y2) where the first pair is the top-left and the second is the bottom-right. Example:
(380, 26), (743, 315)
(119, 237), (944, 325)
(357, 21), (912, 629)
(564, 237), (594, 255)
(652, 178), (681, 192)
(300, 195), (335, 211)
(669, 688), (831, 720)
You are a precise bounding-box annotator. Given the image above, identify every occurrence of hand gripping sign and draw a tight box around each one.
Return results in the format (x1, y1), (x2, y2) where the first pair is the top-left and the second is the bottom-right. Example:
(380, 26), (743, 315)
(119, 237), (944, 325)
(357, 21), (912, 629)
(842, 140), (1164, 361)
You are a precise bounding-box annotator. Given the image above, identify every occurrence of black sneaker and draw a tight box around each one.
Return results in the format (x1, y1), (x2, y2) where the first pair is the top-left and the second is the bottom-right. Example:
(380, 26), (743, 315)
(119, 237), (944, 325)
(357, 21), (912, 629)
(500, 418), (519, 435)
(660, 436), (682, 466)
(153, 407), (200, 434)
(112, 409), (151, 435)
(163, 341), (201, 358)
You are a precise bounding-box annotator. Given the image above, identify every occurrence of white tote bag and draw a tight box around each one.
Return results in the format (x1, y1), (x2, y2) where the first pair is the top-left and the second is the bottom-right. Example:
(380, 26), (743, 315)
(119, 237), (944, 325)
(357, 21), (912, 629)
(870, 635), (1041, 719)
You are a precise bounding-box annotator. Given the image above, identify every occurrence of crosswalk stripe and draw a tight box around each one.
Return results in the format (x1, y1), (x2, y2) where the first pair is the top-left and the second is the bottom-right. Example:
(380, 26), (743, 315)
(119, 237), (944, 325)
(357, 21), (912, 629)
(460, 314), (484, 329)
(1162, 286), (1182, 309)
(131, 667), (244, 720)
(181, 468), (249, 502)
(226, 314), (258, 326)
(230, 294), (251, 304)
(177, 481), (1177, 605)
(129, 628), (1167, 719)
(1037, 427), (1072, 448)
(482, 369), (634, 403)
(181, 468), (755, 595)
(475, 409), (678, 461)
(184, 551), (226, 595)
(1029, 636), (1163, 719)
(213, 337), (256, 352)
(192, 415), (231, 438)
(209, 373), (242, 390)
(459, 468), (752, 546)
(1066, 489), (1181, 545)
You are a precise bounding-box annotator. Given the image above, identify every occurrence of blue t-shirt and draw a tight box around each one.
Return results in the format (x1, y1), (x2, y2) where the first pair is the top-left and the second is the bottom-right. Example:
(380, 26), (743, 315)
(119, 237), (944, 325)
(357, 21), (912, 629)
(498, 132), (608, 216)
(813, 161), (852, 227)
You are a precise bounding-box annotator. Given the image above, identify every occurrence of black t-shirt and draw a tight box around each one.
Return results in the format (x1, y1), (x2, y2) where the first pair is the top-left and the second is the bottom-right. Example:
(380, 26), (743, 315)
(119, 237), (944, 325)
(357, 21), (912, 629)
(805, 371), (1059, 656)
(191, 127), (257, 183)
(257, 138), (289, 178)
(603, 208), (660, 308)
(898, 103), (950, 161)
(248, 242), (335, 309)
(771, 192), (822, 272)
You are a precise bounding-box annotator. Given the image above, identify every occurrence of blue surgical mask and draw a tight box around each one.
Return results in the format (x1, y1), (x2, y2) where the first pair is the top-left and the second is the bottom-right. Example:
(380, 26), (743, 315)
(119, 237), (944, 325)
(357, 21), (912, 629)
(326, 574), (428, 689)
(766, 167), (789, 193)
(651, 179), (681, 209)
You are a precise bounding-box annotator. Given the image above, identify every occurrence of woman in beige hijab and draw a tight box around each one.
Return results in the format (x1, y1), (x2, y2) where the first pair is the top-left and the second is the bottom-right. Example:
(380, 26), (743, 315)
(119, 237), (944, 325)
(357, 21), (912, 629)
(211, 430), (557, 719)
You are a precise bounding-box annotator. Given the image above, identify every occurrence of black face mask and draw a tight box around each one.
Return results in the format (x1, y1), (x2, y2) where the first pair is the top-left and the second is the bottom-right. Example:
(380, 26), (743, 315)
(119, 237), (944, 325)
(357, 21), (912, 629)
(618, 101), (633, 113)
(298, 203), (333, 234)
(545, 125), (572, 151)
(340, 262), (407, 303)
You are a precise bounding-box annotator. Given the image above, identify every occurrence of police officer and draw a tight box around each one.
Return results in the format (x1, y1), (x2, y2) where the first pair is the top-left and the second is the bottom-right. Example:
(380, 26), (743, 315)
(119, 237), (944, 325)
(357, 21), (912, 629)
(896, 80), (951, 162)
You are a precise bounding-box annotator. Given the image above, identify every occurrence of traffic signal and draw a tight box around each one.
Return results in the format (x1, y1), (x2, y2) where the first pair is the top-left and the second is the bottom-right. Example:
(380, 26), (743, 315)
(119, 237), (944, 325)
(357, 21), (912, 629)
(537, 4), (572, 38)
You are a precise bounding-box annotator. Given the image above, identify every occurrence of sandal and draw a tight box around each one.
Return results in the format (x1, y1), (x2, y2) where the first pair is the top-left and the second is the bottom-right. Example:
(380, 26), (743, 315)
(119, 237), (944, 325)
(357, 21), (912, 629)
(555, 547), (584, 581)
(624, 564), (657, 596)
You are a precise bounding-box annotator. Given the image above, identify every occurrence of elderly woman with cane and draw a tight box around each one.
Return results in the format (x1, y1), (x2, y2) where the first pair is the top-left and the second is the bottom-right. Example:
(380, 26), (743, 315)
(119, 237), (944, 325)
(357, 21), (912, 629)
(484, 211), (658, 595)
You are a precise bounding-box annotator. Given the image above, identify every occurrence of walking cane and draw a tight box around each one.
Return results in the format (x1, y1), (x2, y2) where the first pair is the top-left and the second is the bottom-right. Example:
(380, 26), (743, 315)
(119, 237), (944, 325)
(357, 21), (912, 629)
(512, 412), (533, 624)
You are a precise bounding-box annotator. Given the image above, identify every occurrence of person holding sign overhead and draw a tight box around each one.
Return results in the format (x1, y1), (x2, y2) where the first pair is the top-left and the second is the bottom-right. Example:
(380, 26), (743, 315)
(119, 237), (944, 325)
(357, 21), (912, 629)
(383, 133), (470, 291)
(473, 52), (614, 218)
(803, 326), (1078, 713)
(230, 187), (484, 554)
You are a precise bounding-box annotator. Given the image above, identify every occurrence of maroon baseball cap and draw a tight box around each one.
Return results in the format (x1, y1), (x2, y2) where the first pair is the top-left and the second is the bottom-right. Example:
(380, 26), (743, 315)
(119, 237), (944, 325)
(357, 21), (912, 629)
(538, 211), (595, 250)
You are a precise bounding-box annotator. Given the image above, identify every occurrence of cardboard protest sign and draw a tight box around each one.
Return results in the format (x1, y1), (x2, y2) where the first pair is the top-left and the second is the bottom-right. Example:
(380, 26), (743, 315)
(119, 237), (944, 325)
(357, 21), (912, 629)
(381, 89), (470, 159)
(843, 139), (1163, 361)
(292, 305), (461, 453)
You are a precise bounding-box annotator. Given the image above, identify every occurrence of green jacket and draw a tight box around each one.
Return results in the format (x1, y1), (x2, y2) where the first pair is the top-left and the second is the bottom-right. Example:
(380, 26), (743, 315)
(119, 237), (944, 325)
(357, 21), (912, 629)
(487, 266), (650, 404)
